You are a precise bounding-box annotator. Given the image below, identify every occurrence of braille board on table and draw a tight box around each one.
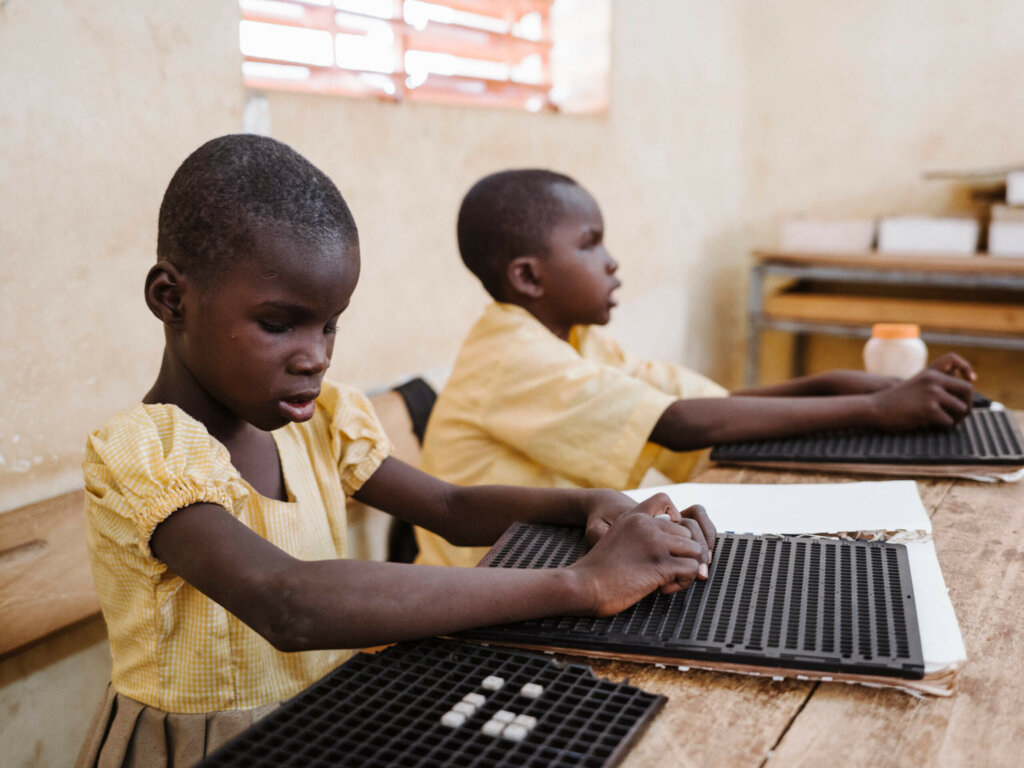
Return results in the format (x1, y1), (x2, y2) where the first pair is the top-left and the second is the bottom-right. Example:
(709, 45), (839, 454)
(708, 408), (1024, 476)
(459, 523), (925, 685)
(197, 638), (665, 768)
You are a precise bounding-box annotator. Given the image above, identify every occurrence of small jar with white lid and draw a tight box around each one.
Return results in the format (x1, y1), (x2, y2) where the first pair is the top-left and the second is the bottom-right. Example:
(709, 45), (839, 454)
(863, 323), (928, 378)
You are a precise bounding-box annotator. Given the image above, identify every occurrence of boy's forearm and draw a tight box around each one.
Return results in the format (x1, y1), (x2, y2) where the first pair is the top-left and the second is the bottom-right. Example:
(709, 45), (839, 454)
(732, 371), (842, 398)
(269, 559), (592, 651)
(651, 394), (878, 451)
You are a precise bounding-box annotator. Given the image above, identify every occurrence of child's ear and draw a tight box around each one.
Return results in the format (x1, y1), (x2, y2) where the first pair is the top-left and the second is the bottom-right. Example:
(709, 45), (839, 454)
(144, 261), (188, 328)
(507, 255), (545, 299)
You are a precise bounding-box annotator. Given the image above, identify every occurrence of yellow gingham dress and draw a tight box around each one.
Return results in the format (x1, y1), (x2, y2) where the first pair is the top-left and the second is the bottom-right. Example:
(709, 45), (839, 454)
(77, 379), (390, 767)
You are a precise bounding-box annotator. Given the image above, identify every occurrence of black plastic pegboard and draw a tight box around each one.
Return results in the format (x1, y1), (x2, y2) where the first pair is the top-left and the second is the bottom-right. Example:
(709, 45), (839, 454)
(198, 638), (665, 768)
(463, 523), (924, 679)
(709, 408), (1024, 466)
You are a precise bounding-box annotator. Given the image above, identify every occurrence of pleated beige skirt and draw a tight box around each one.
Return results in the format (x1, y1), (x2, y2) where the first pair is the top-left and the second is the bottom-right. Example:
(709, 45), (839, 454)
(74, 684), (279, 768)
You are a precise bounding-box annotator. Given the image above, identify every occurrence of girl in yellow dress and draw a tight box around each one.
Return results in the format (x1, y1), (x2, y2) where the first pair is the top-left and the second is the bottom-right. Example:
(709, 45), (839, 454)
(75, 134), (715, 768)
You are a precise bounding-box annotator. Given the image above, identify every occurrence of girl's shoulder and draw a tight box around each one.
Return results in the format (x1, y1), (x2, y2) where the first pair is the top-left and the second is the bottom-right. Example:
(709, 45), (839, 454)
(84, 404), (242, 558)
(85, 403), (238, 495)
(88, 402), (229, 464)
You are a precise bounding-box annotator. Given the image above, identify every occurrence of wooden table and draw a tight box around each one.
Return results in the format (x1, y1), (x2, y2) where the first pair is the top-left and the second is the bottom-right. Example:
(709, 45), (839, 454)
(586, 460), (1024, 768)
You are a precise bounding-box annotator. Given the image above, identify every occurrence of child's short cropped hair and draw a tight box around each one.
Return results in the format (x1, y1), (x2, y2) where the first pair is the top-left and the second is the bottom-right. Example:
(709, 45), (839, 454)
(157, 134), (358, 283)
(457, 168), (579, 299)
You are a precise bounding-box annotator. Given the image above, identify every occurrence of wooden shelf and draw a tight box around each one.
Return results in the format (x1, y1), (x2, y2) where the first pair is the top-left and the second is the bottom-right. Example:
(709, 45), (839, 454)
(754, 249), (1024, 275)
(764, 291), (1024, 336)
(746, 249), (1024, 386)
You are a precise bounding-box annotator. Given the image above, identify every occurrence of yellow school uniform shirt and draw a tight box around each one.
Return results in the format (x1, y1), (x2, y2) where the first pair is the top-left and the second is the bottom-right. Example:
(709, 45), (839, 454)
(416, 302), (728, 567)
(83, 379), (390, 714)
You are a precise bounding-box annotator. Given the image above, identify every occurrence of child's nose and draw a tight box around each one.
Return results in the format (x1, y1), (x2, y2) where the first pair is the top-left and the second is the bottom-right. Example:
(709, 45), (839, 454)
(605, 253), (619, 273)
(291, 335), (331, 375)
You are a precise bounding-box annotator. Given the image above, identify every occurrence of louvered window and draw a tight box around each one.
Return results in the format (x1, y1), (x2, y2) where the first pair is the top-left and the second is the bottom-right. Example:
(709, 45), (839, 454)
(239, 0), (609, 113)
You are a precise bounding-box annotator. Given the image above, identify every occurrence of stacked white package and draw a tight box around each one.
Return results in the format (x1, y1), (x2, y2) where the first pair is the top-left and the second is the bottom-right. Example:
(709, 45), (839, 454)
(989, 203), (1024, 257)
(877, 216), (979, 255)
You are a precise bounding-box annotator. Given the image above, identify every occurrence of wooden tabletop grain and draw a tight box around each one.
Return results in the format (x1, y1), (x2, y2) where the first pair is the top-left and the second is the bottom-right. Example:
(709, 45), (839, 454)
(587, 462), (1024, 768)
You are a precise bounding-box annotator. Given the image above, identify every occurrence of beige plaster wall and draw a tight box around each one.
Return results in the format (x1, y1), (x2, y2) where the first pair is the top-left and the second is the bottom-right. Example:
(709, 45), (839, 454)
(0, 0), (245, 513)
(740, 0), (1024, 238)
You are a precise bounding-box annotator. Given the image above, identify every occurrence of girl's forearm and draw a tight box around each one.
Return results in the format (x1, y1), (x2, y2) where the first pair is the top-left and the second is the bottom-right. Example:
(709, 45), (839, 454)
(439, 484), (589, 546)
(264, 559), (591, 651)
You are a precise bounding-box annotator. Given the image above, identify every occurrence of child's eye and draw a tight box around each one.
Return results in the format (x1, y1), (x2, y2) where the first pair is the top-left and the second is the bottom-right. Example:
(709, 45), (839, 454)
(324, 325), (338, 335)
(259, 321), (292, 334)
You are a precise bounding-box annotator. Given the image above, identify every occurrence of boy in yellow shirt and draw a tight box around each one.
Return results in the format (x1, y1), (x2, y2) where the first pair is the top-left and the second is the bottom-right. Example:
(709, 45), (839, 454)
(417, 169), (975, 567)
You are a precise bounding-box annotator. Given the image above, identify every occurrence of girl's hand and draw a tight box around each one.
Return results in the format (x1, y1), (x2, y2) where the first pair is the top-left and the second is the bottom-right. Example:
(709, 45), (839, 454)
(583, 491), (715, 560)
(570, 509), (710, 617)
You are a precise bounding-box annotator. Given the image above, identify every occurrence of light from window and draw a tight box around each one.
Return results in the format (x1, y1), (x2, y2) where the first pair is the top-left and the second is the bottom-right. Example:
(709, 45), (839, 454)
(239, 0), (610, 113)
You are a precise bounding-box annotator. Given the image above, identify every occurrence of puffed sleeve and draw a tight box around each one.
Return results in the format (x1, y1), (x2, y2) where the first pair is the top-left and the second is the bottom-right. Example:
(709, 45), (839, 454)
(83, 405), (243, 561)
(317, 380), (393, 496)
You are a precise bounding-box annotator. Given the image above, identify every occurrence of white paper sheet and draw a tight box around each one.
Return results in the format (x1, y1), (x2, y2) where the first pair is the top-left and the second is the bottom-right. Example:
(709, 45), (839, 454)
(625, 481), (965, 672)
(624, 480), (931, 535)
(905, 541), (968, 671)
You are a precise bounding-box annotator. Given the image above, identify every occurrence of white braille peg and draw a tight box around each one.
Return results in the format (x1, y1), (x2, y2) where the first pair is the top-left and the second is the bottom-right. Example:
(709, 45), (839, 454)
(654, 513), (671, 521)
(441, 711), (466, 728)
(502, 723), (528, 742)
(480, 719), (505, 737)
(462, 693), (486, 708)
(512, 714), (537, 730)
(519, 683), (543, 699)
(452, 702), (476, 717)
(481, 675), (505, 691)
(492, 710), (516, 723)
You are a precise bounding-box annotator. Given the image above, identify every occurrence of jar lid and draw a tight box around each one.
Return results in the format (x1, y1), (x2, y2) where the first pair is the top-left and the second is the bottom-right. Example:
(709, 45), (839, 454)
(871, 323), (920, 339)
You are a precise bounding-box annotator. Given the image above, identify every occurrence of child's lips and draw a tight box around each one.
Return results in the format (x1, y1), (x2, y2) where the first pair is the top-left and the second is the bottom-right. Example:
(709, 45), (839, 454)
(279, 394), (318, 422)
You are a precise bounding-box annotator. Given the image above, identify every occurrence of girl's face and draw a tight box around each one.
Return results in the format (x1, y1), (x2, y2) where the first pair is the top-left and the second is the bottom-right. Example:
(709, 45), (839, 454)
(181, 230), (360, 431)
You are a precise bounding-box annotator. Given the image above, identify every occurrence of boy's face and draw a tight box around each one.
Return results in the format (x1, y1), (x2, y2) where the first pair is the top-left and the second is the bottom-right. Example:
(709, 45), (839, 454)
(538, 184), (620, 329)
(182, 229), (359, 431)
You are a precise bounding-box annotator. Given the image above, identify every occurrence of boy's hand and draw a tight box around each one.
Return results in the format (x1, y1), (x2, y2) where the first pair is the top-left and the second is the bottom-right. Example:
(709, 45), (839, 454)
(819, 354), (974, 396)
(926, 352), (976, 382)
(868, 364), (974, 430)
(570, 508), (711, 617)
(583, 491), (716, 558)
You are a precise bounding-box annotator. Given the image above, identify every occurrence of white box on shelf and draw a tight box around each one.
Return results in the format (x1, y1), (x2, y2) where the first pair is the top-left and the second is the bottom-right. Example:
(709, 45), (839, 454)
(1007, 171), (1024, 206)
(877, 216), (979, 255)
(989, 221), (1024, 257)
(778, 218), (876, 253)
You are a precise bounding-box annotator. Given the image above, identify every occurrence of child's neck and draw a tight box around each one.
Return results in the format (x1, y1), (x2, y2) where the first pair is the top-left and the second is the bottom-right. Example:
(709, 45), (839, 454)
(503, 298), (573, 342)
(144, 350), (287, 500)
(144, 349), (256, 447)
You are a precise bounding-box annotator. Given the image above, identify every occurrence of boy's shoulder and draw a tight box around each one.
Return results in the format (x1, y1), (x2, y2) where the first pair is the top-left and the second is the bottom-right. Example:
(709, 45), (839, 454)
(461, 302), (576, 357)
